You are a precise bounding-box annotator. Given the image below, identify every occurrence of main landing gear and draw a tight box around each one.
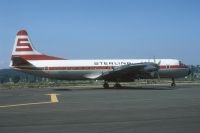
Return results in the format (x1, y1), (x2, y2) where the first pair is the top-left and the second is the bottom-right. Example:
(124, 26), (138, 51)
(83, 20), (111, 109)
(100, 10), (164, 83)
(103, 82), (109, 88)
(103, 81), (122, 88)
(171, 77), (176, 87)
(114, 82), (122, 88)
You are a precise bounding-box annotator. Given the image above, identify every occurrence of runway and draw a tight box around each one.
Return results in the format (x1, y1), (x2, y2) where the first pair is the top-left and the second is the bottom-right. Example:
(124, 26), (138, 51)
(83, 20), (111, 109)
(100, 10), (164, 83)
(0, 85), (200, 133)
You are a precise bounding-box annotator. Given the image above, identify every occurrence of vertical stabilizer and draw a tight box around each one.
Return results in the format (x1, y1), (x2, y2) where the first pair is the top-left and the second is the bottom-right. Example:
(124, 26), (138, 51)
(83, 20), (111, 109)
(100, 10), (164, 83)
(12, 30), (41, 56)
(11, 30), (64, 65)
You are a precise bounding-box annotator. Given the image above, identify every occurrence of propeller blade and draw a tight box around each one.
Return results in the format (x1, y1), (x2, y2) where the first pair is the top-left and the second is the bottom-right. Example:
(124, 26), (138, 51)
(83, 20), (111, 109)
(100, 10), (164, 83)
(157, 71), (160, 81)
(157, 60), (161, 65)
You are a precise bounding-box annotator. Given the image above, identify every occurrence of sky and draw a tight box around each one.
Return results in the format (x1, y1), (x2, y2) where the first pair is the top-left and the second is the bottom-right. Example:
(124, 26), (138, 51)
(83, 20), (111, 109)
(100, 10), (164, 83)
(0, 0), (200, 68)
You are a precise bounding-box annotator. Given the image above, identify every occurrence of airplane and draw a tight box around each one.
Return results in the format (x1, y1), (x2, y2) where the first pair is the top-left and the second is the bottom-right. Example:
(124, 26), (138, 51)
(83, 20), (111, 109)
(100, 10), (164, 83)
(10, 30), (191, 88)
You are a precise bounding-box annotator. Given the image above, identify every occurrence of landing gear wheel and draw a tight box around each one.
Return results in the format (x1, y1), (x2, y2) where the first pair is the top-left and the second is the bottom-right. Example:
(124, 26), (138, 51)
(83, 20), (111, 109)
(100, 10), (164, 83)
(103, 82), (109, 88)
(171, 83), (176, 87)
(171, 78), (176, 87)
(114, 83), (122, 88)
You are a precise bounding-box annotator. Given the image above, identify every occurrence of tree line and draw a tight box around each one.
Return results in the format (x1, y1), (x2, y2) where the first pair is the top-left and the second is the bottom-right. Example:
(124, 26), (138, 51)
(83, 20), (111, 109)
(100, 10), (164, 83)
(0, 69), (45, 83)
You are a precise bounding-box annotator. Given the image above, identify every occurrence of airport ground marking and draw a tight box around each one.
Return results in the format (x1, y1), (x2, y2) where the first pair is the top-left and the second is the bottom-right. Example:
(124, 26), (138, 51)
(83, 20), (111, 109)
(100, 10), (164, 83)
(46, 93), (59, 103)
(0, 93), (59, 108)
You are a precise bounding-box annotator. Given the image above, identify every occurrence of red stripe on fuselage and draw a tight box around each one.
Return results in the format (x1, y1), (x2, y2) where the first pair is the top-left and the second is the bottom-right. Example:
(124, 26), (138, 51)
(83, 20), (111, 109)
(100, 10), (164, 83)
(43, 66), (113, 70)
(33, 65), (187, 71)
(160, 65), (188, 69)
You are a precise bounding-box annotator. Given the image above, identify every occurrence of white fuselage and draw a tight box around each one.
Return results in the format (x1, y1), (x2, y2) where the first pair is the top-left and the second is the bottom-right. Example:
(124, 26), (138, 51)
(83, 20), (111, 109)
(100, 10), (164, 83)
(13, 59), (190, 80)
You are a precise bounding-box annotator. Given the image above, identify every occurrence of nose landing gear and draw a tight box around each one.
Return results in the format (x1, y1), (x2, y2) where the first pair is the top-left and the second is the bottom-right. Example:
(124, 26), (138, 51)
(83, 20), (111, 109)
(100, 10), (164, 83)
(103, 82), (109, 88)
(171, 77), (176, 87)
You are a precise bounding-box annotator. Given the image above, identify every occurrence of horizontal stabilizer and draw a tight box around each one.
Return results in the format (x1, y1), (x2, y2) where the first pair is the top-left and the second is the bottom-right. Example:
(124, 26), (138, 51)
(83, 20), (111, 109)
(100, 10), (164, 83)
(11, 56), (33, 66)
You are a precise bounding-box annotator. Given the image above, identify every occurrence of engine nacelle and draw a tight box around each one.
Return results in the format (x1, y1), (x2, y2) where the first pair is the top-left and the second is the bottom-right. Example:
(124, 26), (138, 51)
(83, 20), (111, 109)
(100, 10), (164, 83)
(144, 65), (157, 72)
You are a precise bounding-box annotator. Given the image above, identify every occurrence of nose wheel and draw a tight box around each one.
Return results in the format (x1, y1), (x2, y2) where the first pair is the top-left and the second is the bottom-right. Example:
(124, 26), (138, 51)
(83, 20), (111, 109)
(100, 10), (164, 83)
(171, 78), (176, 87)
(114, 83), (122, 88)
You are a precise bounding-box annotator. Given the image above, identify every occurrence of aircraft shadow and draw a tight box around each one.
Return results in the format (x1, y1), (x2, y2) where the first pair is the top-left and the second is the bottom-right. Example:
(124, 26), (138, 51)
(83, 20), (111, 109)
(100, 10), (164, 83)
(53, 86), (177, 91)
(103, 86), (176, 90)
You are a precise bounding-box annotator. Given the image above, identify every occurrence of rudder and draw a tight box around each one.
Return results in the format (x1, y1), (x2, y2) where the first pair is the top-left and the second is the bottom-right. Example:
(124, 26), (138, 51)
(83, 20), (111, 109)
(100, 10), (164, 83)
(12, 30), (41, 56)
(10, 30), (64, 67)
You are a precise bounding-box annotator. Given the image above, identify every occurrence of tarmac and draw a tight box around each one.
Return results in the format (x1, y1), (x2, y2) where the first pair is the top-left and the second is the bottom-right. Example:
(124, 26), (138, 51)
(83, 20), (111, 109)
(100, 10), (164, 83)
(0, 85), (200, 133)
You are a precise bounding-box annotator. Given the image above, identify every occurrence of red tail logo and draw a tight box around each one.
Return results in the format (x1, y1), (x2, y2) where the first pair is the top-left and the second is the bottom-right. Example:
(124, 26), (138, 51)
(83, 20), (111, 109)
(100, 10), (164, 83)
(16, 38), (33, 51)
(11, 29), (64, 61)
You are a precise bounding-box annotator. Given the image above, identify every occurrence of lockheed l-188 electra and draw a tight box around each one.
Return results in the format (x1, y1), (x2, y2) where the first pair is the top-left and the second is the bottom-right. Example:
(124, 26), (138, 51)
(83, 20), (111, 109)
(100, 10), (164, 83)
(10, 30), (191, 88)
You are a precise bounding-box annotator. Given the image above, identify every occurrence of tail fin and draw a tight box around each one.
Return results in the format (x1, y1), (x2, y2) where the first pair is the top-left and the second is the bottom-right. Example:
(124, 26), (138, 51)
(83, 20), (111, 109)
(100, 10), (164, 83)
(12, 30), (41, 56)
(11, 30), (64, 67)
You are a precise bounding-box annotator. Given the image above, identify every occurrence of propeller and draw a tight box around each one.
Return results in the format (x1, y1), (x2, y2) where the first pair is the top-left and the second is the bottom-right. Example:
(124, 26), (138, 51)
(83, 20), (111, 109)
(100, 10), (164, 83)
(153, 57), (161, 81)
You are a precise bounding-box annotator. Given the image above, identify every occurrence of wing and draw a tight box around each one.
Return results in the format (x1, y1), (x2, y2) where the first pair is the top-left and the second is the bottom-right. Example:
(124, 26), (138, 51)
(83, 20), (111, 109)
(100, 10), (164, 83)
(99, 62), (159, 82)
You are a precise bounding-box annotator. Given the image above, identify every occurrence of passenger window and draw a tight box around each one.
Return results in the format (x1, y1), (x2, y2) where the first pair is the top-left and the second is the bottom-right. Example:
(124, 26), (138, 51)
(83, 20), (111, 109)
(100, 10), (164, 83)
(166, 65), (170, 69)
(45, 67), (48, 70)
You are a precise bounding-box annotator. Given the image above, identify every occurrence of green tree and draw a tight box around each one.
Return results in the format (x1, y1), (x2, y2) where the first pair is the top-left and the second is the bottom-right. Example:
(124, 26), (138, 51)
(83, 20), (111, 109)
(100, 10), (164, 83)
(12, 75), (20, 83)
